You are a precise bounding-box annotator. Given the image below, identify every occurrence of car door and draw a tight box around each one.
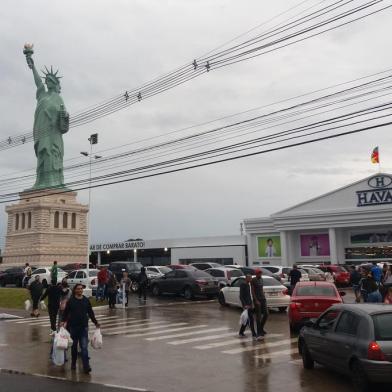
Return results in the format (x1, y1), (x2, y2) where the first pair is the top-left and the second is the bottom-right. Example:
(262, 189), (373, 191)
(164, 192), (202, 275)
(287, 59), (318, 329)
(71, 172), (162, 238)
(326, 311), (360, 372)
(75, 271), (86, 285)
(174, 270), (189, 293)
(67, 271), (77, 287)
(307, 309), (341, 364)
(159, 270), (176, 292)
(226, 277), (245, 305)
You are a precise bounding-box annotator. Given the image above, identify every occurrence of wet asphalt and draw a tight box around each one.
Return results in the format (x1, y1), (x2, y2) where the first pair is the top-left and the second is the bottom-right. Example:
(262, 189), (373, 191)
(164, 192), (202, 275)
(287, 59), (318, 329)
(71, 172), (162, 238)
(0, 291), (384, 392)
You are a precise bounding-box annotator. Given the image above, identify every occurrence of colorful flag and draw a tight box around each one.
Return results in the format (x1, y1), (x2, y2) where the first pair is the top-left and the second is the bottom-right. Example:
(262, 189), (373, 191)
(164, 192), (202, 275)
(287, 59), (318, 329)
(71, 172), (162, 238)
(371, 146), (379, 164)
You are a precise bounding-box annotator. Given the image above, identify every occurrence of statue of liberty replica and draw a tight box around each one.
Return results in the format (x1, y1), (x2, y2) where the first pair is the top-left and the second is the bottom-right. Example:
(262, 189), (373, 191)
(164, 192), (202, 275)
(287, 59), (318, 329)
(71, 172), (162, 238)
(23, 43), (69, 189)
(2, 44), (88, 266)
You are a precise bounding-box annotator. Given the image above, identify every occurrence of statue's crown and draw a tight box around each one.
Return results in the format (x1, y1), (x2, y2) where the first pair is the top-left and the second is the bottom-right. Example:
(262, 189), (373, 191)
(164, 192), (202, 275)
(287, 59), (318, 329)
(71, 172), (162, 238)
(42, 65), (62, 84)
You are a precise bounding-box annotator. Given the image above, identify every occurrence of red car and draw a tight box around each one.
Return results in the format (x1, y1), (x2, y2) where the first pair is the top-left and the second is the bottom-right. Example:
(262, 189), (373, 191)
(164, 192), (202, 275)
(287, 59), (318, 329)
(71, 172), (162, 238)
(317, 264), (350, 286)
(288, 281), (345, 331)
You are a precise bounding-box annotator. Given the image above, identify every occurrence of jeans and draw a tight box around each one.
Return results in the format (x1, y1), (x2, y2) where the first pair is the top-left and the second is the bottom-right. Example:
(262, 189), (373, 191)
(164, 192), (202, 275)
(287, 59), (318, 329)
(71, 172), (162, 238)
(96, 284), (105, 300)
(139, 285), (147, 300)
(254, 299), (268, 336)
(239, 308), (256, 337)
(70, 327), (89, 370)
(367, 290), (382, 303)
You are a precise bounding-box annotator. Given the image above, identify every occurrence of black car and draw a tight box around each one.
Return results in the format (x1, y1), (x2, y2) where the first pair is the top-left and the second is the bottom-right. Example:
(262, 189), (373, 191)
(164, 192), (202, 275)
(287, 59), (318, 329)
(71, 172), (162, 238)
(298, 304), (392, 392)
(0, 267), (25, 287)
(108, 261), (143, 290)
(150, 269), (219, 300)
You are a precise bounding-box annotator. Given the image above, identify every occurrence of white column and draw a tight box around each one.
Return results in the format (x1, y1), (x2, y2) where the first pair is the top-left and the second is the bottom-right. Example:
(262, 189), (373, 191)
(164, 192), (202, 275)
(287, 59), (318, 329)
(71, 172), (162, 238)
(97, 251), (101, 266)
(280, 231), (289, 266)
(133, 249), (137, 262)
(329, 228), (338, 264)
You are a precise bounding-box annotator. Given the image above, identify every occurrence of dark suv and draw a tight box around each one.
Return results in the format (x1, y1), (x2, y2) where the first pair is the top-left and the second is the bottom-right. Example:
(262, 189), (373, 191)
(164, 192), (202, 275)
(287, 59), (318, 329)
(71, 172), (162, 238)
(0, 267), (25, 287)
(108, 261), (143, 290)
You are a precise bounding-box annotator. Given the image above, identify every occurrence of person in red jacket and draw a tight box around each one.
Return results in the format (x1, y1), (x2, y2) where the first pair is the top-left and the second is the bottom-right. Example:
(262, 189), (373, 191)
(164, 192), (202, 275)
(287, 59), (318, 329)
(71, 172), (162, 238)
(96, 267), (109, 301)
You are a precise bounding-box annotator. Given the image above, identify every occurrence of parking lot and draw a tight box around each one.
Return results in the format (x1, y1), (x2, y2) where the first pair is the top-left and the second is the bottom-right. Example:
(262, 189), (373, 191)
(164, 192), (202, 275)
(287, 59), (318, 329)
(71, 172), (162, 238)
(0, 291), (371, 392)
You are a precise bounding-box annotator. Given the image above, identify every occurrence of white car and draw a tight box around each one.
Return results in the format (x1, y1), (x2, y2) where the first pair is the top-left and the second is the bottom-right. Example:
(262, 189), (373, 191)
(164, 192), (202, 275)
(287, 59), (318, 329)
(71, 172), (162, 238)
(205, 267), (244, 288)
(28, 267), (67, 286)
(218, 276), (290, 312)
(66, 269), (99, 290)
(145, 266), (172, 279)
(263, 266), (310, 283)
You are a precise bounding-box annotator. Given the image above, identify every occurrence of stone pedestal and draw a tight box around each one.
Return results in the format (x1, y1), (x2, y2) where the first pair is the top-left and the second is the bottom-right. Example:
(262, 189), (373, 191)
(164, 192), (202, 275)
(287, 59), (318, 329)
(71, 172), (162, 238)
(2, 189), (88, 266)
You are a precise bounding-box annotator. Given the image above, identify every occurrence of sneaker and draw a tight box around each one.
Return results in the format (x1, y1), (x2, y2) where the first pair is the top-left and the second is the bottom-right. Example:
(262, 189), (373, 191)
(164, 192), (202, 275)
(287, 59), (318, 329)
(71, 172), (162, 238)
(83, 366), (92, 374)
(238, 333), (246, 338)
(252, 335), (258, 341)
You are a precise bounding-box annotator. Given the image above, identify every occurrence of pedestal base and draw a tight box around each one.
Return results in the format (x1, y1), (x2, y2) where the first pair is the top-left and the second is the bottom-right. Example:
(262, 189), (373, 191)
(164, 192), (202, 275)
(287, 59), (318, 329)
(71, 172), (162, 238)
(2, 188), (89, 266)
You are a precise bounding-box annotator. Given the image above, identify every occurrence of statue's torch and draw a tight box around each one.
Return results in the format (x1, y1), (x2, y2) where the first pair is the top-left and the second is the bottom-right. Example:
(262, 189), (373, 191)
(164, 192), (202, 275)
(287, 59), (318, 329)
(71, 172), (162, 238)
(23, 43), (34, 69)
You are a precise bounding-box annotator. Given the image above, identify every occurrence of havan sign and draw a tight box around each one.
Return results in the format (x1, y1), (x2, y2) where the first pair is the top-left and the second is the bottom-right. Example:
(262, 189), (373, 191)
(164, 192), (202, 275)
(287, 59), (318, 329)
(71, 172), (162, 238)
(357, 175), (392, 207)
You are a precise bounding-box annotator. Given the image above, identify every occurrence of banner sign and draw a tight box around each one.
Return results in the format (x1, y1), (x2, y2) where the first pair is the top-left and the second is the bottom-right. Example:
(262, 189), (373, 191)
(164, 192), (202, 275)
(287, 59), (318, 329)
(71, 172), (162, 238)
(90, 241), (145, 252)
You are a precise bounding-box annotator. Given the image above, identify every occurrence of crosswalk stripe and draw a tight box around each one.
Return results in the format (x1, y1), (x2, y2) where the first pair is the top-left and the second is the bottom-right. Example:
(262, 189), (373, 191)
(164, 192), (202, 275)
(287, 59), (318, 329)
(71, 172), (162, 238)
(254, 348), (298, 359)
(168, 331), (234, 345)
(102, 321), (170, 333)
(194, 333), (284, 350)
(125, 324), (208, 338)
(146, 328), (230, 342)
(13, 314), (108, 325)
(39, 316), (123, 327)
(105, 323), (188, 336)
(32, 315), (116, 327)
(222, 338), (297, 355)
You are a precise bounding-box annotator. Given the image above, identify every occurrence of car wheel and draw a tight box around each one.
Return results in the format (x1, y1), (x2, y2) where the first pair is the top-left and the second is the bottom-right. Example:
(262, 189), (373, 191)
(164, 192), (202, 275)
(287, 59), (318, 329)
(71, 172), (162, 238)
(351, 360), (370, 392)
(300, 341), (314, 370)
(278, 306), (287, 313)
(218, 292), (227, 306)
(130, 281), (139, 293)
(183, 286), (194, 300)
(151, 284), (160, 297)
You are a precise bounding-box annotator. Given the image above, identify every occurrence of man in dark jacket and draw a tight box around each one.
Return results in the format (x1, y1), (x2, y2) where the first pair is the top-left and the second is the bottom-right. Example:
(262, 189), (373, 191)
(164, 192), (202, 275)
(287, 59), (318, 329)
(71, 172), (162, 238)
(61, 284), (100, 374)
(29, 275), (44, 317)
(251, 269), (268, 339)
(288, 265), (302, 291)
(239, 275), (257, 339)
(41, 280), (62, 332)
(138, 267), (148, 301)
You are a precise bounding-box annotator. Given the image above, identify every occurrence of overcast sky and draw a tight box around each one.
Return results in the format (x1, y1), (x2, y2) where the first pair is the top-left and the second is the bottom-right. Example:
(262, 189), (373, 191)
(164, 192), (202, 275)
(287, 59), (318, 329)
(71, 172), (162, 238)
(1, 0), (392, 246)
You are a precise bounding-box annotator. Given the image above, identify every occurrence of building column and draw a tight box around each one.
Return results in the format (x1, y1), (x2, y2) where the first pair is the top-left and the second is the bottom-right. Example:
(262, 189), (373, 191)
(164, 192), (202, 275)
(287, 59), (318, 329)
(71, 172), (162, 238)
(280, 231), (289, 266)
(133, 249), (137, 262)
(329, 228), (338, 264)
(97, 251), (101, 266)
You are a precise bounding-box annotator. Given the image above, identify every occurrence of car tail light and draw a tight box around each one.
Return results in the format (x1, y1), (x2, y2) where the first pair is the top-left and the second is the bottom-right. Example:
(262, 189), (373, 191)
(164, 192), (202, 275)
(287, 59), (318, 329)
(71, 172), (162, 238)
(290, 302), (302, 310)
(196, 280), (208, 286)
(368, 341), (387, 361)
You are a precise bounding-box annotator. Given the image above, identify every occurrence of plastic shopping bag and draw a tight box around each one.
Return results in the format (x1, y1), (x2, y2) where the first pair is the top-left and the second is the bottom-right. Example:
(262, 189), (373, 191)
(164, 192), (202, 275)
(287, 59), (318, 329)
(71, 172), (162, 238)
(52, 335), (65, 366)
(54, 330), (68, 350)
(239, 309), (249, 326)
(39, 300), (47, 310)
(24, 299), (32, 312)
(90, 328), (103, 350)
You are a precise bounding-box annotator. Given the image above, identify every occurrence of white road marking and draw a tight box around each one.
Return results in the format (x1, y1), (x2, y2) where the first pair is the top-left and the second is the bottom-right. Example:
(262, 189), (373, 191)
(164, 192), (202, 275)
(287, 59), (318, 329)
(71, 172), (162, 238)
(103, 383), (150, 391)
(146, 327), (230, 341)
(102, 321), (171, 333)
(254, 348), (298, 359)
(222, 338), (297, 354)
(38, 315), (119, 327)
(168, 331), (235, 345)
(13, 314), (109, 325)
(194, 333), (284, 350)
(105, 323), (188, 336)
(125, 324), (209, 338)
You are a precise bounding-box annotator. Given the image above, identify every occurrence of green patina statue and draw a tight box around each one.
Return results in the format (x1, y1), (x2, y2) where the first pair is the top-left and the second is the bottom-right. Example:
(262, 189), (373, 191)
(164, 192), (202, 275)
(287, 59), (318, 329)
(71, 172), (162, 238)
(23, 43), (69, 190)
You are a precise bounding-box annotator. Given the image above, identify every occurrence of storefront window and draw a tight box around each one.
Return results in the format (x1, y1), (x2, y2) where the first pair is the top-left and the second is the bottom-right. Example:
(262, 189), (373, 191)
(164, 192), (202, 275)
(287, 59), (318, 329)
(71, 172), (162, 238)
(345, 246), (392, 260)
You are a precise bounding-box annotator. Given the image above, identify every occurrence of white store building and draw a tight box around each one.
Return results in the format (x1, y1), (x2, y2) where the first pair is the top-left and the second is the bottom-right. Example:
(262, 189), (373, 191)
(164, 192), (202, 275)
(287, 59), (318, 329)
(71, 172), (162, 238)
(244, 173), (392, 267)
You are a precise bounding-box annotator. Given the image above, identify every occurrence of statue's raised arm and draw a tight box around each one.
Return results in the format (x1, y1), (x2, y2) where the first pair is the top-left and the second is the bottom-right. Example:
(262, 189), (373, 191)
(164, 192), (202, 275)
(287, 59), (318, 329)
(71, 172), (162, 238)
(23, 43), (44, 93)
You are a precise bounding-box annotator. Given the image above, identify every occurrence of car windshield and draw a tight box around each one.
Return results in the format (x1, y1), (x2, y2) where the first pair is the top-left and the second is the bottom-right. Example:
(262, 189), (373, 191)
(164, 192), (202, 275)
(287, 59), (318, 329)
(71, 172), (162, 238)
(296, 286), (336, 296)
(57, 268), (66, 273)
(262, 277), (282, 287)
(128, 263), (142, 271)
(157, 267), (171, 274)
(89, 271), (98, 277)
(299, 269), (308, 275)
(230, 269), (242, 277)
(312, 268), (324, 274)
(373, 313), (392, 341)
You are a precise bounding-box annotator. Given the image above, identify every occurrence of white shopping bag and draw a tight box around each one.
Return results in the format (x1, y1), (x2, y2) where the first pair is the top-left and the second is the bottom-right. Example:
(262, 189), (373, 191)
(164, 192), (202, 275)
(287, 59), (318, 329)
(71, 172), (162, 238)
(24, 299), (32, 311)
(39, 300), (47, 310)
(239, 309), (249, 326)
(90, 328), (103, 350)
(55, 330), (68, 350)
(52, 335), (65, 366)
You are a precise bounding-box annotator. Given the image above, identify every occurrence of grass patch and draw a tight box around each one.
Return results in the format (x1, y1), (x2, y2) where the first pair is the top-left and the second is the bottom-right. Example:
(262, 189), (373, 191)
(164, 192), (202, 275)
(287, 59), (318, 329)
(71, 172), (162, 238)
(0, 288), (107, 309)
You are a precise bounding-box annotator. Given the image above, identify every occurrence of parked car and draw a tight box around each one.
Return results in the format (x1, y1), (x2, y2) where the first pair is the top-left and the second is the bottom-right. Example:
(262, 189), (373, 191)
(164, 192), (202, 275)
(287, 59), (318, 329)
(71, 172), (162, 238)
(263, 266), (310, 283)
(166, 264), (197, 270)
(225, 265), (282, 282)
(190, 262), (223, 270)
(150, 269), (219, 300)
(27, 267), (68, 287)
(205, 267), (243, 288)
(108, 261), (142, 281)
(62, 263), (94, 272)
(0, 267), (25, 287)
(218, 276), (290, 312)
(66, 269), (99, 291)
(289, 281), (345, 331)
(317, 265), (350, 286)
(298, 266), (326, 281)
(298, 304), (392, 391)
(145, 266), (172, 280)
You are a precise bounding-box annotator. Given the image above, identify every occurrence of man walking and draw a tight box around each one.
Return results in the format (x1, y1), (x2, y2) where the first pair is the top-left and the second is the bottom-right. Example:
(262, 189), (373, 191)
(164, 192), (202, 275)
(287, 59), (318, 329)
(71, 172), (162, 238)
(23, 262), (32, 288)
(138, 267), (148, 301)
(41, 279), (62, 333)
(61, 284), (100, 374)
(51, 260), (58, 285)
(349, 265), (361, 303)
(96, 266), (109, 301)
(251, 269), (268, 340)
(239, 274), (257, 339)
(120, 271), (131, 306)
(288, 264), (302, 293)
